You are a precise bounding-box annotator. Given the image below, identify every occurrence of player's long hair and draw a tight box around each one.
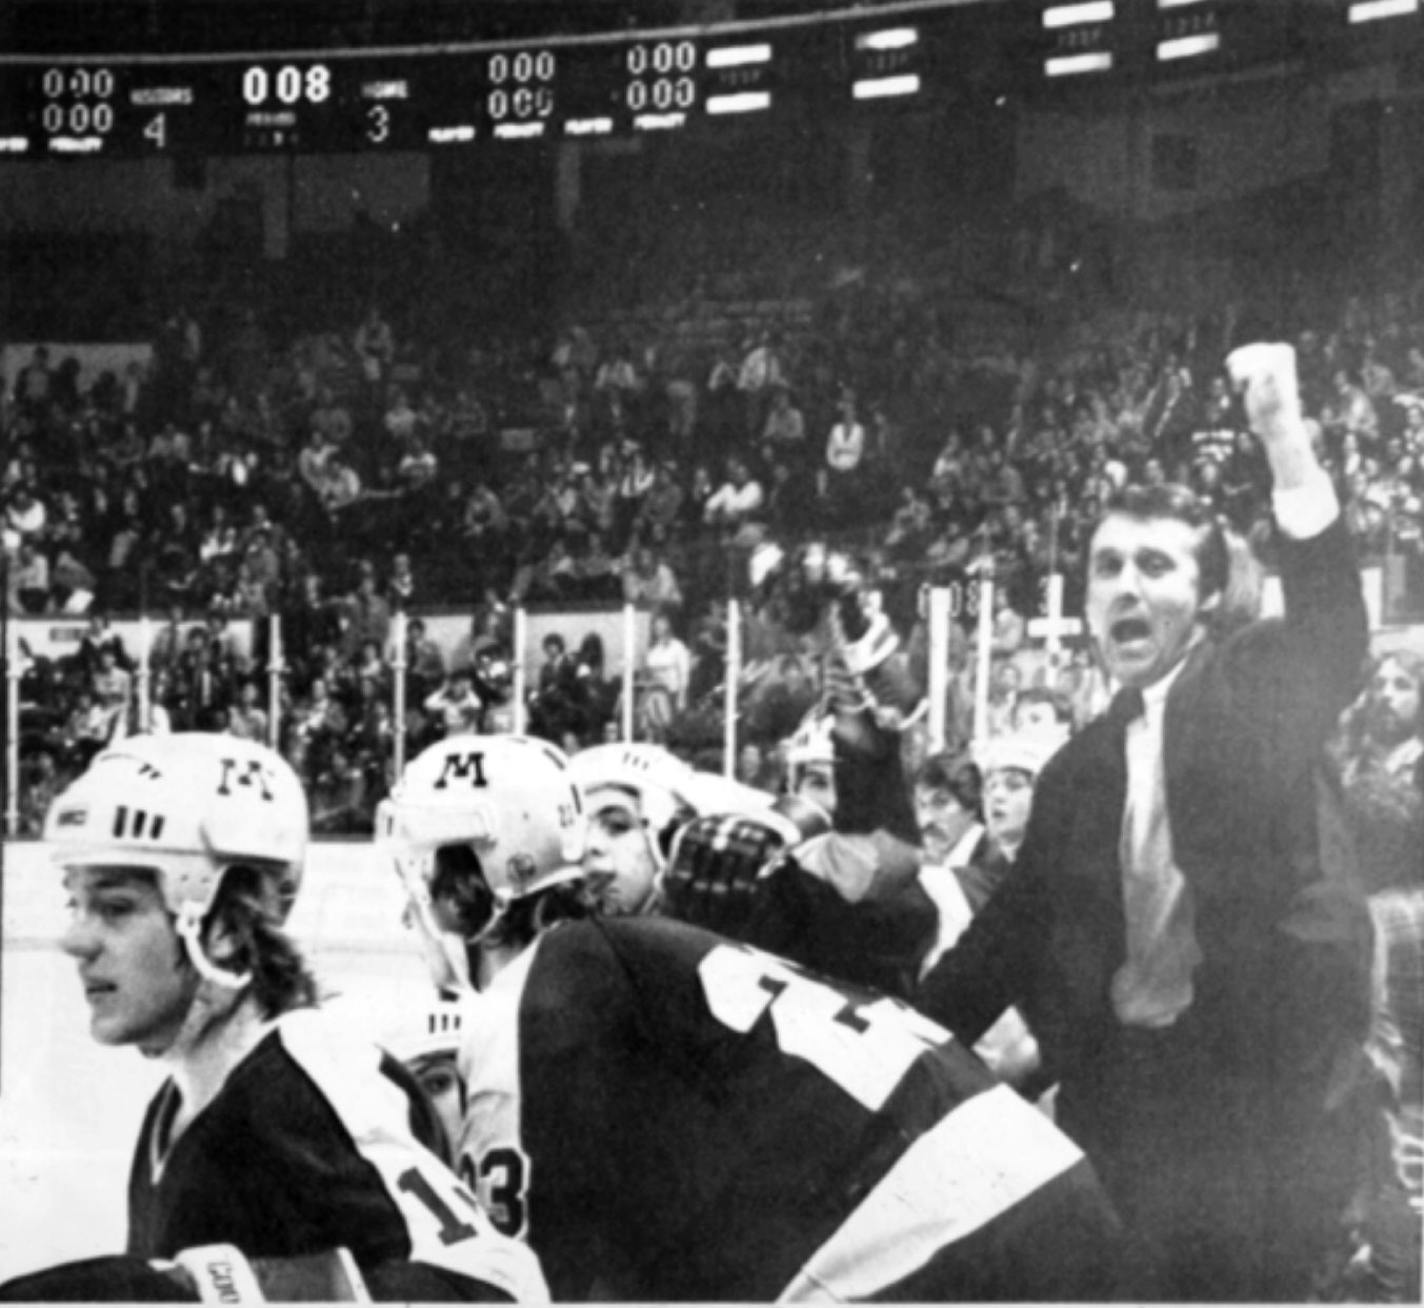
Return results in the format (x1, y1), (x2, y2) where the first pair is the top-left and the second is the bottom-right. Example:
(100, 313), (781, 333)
(483, 882), (590, 952)
(206, 863), (320, 1017)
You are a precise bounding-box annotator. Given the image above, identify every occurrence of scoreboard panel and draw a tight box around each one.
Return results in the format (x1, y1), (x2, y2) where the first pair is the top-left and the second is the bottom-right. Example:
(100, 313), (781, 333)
(0, 2), (1407, 158)
(0, 32), (809, 158)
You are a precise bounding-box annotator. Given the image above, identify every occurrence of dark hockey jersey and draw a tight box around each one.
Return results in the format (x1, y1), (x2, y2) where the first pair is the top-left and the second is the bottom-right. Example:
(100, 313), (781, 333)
(126, 1008), (545, 1301)
(455, 915), (1124, 1301)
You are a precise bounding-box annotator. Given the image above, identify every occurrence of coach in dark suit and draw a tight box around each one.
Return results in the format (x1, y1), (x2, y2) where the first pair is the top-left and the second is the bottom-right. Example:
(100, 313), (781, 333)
(918, 344), (1370, 1301)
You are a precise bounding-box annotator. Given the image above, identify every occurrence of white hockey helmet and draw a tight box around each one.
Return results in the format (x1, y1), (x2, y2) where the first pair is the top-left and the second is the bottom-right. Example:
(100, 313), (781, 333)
(378, 734), (587, 989)
(45, 733), (309, 987)
(380, 997), (466, 1066)
(568, 742), (696, 835)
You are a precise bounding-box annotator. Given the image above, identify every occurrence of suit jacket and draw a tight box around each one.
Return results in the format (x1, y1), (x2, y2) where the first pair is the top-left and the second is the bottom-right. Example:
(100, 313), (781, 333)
(918, 518), (1369, 1122)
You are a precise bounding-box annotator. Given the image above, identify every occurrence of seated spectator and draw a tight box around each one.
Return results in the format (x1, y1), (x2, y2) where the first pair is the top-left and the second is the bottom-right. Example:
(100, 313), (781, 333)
(90, 645), (133, 735)
(60, 688), (112, 769)
(10, 539), (50, 614)
(50, 549), (96, 615)
(760, 385), (806, 466)
(423, 668), (484, 738)
(1332, 649), (1424, 894)
(703, 455), (765, 541)
(225, 678), (270, 743)
(6, 484), (47, 540)
(824, 390), (865, 476)
(402, 616), (447, 701)
(309, 742), (371, 834)
(621, 542), (683, 610)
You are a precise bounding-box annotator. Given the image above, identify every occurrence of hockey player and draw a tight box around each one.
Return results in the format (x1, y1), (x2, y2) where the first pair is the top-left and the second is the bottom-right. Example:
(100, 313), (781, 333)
(567, 741), (695, 918)
(0, 733), (546, 1304)
(380, 732), (1126, 1302)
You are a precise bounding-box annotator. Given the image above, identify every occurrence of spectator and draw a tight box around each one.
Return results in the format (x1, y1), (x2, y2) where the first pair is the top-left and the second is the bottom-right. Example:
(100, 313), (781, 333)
(225, 678), (270, 743)
(621, 542), (683, 610)
(402, 616), (447, 702)
(11, 539), (50, 614)
(423, 668), (484, 738)
(642, 609), (692, 714)
(703, 455), (765, 540)
(1332, 649), (1424, 894)
(760, 385), (806, 467)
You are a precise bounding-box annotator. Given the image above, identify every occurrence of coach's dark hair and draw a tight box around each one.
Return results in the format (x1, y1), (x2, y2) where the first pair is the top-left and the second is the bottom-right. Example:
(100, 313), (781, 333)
(1097, 483), (1230, 601)
(207, 863), (320, 1017)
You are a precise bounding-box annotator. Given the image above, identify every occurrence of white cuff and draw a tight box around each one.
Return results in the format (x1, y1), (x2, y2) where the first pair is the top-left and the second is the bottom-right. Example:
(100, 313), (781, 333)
(1272, 468), (1339, 540)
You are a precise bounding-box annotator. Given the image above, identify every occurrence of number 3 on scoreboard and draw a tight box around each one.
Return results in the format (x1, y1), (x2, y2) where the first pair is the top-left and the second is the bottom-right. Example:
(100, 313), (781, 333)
(698, 944), (951, 1112)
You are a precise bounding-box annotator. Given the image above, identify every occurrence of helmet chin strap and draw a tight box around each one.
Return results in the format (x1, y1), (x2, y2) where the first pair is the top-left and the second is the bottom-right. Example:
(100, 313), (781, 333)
(175, 904), (253, 991)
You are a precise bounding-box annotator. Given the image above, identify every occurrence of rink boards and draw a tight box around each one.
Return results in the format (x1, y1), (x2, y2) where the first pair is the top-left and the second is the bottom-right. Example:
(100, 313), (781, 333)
(0, 840), (430, 1283)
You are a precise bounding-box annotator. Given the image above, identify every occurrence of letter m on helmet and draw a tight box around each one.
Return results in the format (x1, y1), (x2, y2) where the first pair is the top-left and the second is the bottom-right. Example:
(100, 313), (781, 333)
(435, 751), (488, 790)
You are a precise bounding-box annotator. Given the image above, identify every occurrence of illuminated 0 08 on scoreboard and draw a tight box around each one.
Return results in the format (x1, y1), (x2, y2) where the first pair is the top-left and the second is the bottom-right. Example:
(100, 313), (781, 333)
(0, 30), (800, 158)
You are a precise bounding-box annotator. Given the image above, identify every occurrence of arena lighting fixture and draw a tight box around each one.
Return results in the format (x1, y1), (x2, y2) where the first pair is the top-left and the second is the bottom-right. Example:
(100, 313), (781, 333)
(852, 72), (921, 98)
(1045, 50), (1114, 74)
(706, 89), (771, 113)
(854, 28), (919, 50)
(705, 43), (772, 68)
(1043, 1), (1114, 29)
(1157, 31), (1221, 58)
(1349, 0), (1419, 20)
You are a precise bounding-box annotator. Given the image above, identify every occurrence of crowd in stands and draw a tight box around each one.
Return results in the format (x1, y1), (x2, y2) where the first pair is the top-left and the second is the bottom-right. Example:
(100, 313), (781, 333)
(7, 198), (1424, 836)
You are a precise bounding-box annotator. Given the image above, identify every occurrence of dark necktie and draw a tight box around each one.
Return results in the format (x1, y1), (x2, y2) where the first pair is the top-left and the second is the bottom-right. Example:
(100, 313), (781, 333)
(1108, 685), (1145, 730)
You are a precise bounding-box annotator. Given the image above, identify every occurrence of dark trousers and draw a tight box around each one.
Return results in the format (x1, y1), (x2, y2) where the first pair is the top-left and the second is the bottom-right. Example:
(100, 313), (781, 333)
(1058, 1015), (1351, 1302)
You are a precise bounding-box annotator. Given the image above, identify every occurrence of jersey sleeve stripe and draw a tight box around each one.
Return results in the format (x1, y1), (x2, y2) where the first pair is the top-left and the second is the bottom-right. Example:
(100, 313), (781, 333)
(276, 1011), (548, 1301)
(776, 1084), (1084, 1302)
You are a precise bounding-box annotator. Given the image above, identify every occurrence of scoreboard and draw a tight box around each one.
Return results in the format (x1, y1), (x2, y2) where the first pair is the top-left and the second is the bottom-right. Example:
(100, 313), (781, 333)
(0, 21), (924, 159)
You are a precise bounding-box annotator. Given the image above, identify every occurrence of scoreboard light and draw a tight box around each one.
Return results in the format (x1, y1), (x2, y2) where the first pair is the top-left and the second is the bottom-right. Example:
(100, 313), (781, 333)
(1042, 2), (1115, 29)
(427, 125), (475, 143)
(1348, 0), (1418, 20)
(494, 121), (545, 140)
(706, 90), (770, 114)
(852, 73), (920, 99)
(1046, 50), (1114, 75)
(1155, 0), (1222, 62)
(632, 111), (687, 130)
(1041, 0), (1117, 78)
(1158, 31), (1221, 58)
(854, 28), (918, 52)
(850, 21), (919, 103)
(705, 43), (771, 69)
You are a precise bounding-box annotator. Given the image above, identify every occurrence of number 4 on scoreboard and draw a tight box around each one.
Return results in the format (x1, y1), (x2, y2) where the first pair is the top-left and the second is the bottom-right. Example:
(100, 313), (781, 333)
(144, 112), (166, 149)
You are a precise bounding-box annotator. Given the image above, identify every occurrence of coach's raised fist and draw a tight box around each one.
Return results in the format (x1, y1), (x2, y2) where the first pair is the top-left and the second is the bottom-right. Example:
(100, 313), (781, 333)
(1225, 342), (1304, 443)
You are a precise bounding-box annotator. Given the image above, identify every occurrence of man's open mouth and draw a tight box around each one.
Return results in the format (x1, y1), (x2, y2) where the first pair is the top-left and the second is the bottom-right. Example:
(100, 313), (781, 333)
(1110, 617), (1152, 644)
